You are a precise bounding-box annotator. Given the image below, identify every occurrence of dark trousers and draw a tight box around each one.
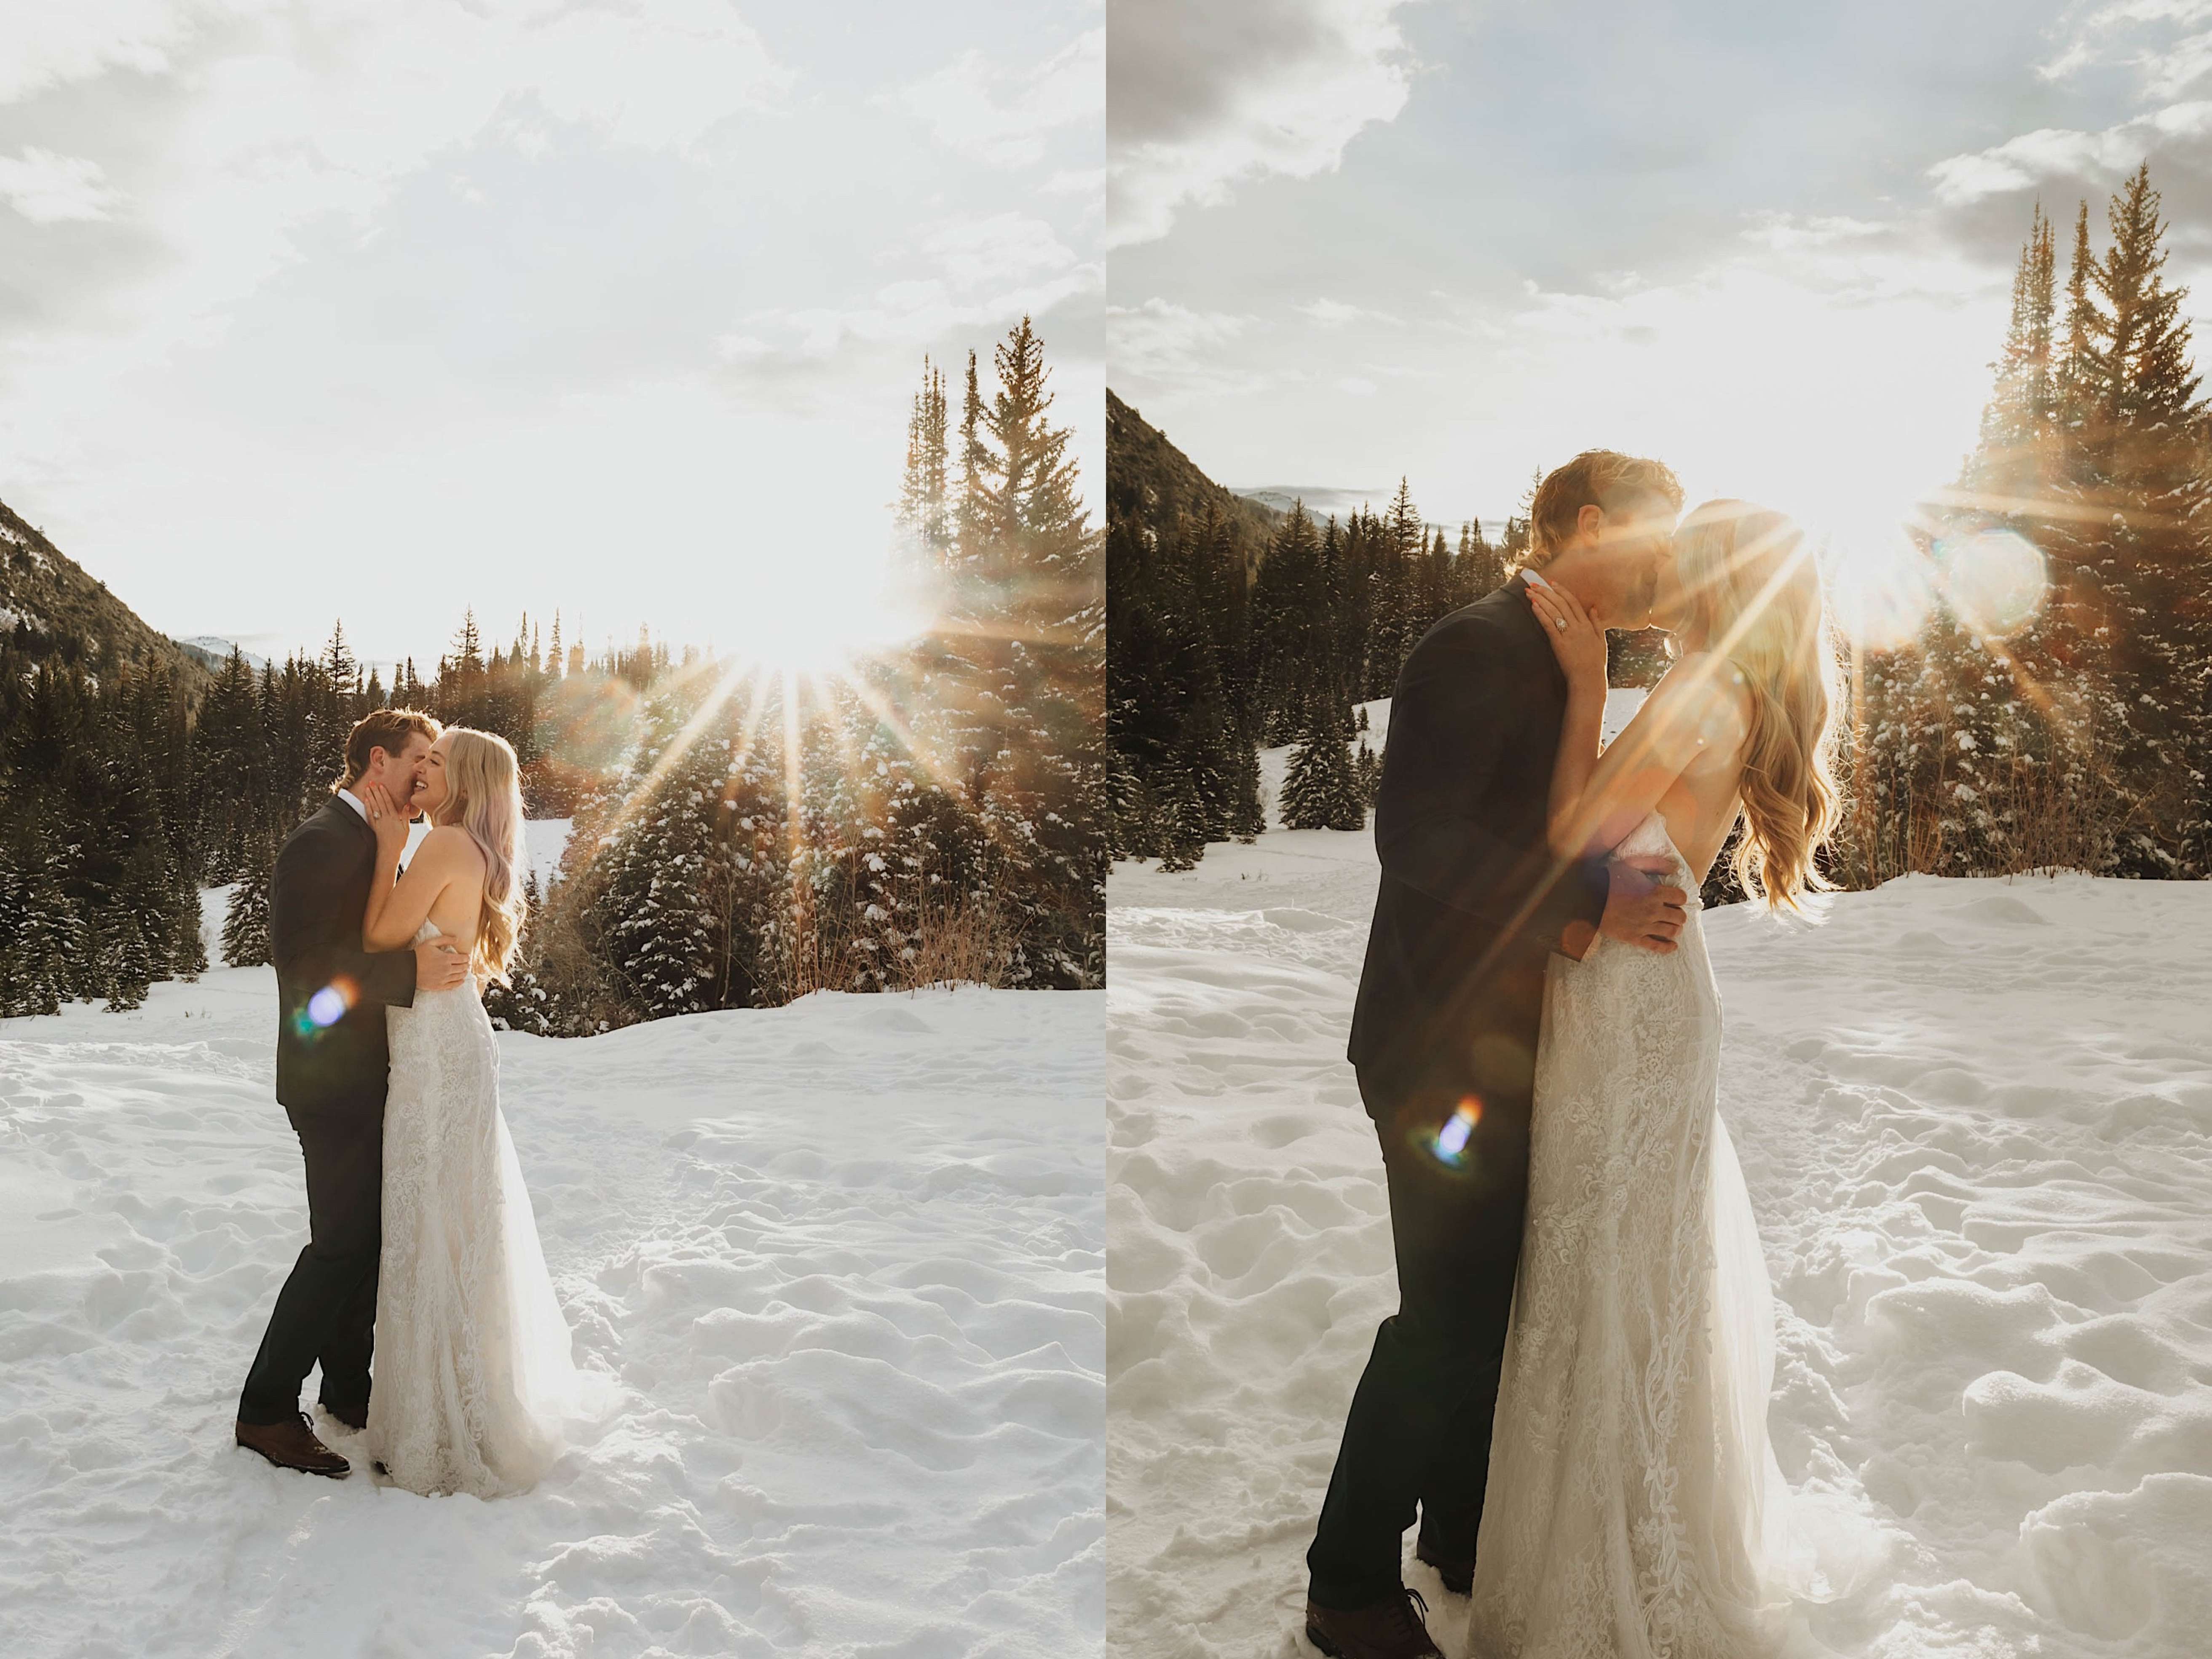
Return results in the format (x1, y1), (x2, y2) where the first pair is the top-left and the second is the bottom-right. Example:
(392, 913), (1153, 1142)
(237, 1102), (383, 1425)
(1305, 1063), (1534, 1610)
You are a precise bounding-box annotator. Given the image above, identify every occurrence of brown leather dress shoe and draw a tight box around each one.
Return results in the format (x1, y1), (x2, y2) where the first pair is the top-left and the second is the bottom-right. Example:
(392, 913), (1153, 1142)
(1304, 1587), (1443, 1659)
(235, 1413), (350, 1478)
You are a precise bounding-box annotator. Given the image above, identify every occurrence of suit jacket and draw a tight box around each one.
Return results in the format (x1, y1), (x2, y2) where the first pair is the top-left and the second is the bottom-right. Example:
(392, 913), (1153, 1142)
(1347, 573), (1611, 1102)
(270, 796), (419, 1113)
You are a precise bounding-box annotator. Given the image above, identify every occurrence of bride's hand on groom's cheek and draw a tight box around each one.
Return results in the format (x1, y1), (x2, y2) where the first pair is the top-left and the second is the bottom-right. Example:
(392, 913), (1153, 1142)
(1527, 582), (1607, 684)
(362, 784), (410, 854)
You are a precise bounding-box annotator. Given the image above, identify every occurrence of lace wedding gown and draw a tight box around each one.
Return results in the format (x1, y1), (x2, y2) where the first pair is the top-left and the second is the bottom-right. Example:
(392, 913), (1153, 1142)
(364, 920), (583, 1497)
(1466, 812), (1792, 1658)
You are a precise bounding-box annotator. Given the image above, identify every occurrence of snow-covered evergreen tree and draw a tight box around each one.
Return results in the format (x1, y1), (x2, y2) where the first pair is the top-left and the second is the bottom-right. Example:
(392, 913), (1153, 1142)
(1281, 712), (1365, 831)
(1227, 720), (1265, 841)
(594, 690), (729, 1020)
(221, 833), (274, 967)
(99, 909), (154, 1012)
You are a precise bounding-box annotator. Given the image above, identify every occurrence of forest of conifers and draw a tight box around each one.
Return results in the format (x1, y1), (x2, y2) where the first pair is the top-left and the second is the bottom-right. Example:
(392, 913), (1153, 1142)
(1108, 163), (2212, 896)
(0, 319), (1103, 1024)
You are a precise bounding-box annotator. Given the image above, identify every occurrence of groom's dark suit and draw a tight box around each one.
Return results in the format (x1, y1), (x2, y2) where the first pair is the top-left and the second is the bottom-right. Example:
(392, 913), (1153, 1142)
(1307, 572), (1613, 1610)
(236, 795), (419, 1426)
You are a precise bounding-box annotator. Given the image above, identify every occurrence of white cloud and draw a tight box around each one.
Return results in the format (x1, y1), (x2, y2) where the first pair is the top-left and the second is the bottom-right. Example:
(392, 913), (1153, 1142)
(1107, 0), (1417, 246)
(1926, 102), (2212, 204)
(893, 29), (1103, 168)
(0, 1), (192, 104)
(720, 214), (1099, 384)
(0, 0), (793, 365)
(1741, 212), (1887, 251)
(1107, 297), (1260, 390)
(2041, 0), (2212, 96)
(918, 212), (1078, 289)
(0, 148), (123, 223)
(1297, 296), (1398, 326)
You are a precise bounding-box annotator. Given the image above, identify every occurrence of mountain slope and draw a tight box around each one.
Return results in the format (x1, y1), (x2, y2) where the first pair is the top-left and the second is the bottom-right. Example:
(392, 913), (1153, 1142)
(1235, 485), (1392, 521)
(1106, 391), (1280, 576)
(178, 636), (266, 673)
(0, 496), (212, 690)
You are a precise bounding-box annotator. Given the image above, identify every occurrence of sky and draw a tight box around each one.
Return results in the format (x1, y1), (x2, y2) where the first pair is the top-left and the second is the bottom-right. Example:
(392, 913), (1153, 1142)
(1107, 0), (2212, 561)
(0, 0), (1103, 673)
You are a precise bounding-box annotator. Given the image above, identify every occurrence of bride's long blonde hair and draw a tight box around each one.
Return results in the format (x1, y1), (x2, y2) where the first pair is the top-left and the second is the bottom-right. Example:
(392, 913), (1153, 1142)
(432, 727), (528, 982)
(1671, 500), (1841, 911)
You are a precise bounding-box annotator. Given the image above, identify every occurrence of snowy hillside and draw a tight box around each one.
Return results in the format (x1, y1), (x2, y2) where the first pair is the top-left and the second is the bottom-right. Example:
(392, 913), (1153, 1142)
(178, 636), (270, 670)
(1107, 815), (2212, 1655)
(0, 920), (1103, 1656)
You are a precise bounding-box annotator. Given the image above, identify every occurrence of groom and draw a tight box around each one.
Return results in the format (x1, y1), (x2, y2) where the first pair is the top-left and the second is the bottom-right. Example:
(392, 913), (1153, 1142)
(1304, 452), (1690, 1659)
(233, 708), (469, 1477)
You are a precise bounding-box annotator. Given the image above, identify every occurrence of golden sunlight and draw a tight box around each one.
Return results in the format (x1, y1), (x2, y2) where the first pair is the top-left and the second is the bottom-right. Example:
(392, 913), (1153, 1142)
(712, 570), (929, 675)
(1799, 503), (1938, 652)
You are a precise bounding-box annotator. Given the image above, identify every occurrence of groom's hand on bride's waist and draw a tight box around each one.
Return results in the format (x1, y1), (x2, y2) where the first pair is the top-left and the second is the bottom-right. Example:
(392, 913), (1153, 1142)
(1599, 857), (1686, 955)
(413, 935), (470, 989)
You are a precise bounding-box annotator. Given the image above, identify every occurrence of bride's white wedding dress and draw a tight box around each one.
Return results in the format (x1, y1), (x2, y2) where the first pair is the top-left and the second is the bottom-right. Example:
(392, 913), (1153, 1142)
(364, 920), (583, 1498)
(1466, 812), (1792, 1658)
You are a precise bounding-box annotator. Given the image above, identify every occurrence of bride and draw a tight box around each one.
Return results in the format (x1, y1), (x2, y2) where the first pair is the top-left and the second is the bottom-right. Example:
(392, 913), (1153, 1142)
(1465, 500), (1839, 1656)
(356, 727), (584, 1497)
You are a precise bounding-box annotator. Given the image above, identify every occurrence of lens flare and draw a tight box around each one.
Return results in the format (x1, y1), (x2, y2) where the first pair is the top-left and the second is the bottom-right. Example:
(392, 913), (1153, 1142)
(1433, 1097), (1483, 1167)
(1820, 523), (1936, 651)
(295, 978), (359, 1038)
(1934, 529), (2047, 639)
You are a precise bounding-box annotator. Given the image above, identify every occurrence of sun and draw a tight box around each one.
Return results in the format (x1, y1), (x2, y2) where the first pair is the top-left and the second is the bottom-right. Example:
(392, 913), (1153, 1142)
(710, 576), (929, 677)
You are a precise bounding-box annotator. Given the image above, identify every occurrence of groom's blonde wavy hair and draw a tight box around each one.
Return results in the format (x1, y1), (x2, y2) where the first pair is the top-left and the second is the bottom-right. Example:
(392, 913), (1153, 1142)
(1671, 500), (1841, 911)
(432, 727), (528, 983)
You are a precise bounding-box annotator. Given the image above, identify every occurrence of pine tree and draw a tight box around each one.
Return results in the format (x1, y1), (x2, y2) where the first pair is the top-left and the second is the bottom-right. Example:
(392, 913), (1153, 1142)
(1280, 709), (1365, 831)
(594, 689), (731, 1019)
(898, 356), (952, 569)
(1227, 717), (1265, 841)
(2056, 199), (2099, 452)
(1973, 201), (2056, 494)
(0, 837), (78, 1016)
(221, 830), (274, 967)
(980, 316), (1088, 566)
(100, 909), (154, 1012)
(1936, 166), (2212, 879)
(956, 348), (989, 561)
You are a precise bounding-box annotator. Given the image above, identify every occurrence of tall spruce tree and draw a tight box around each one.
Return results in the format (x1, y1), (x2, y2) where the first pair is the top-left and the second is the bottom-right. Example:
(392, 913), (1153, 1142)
(1280, 708), (1365, 831)
(221, 830), (274, 967)
(898, 356), (952, 570)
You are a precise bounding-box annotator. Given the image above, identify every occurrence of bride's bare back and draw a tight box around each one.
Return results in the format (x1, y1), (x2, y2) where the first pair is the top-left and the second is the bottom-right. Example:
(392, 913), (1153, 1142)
(411, 827), (487, 961)
(1610, 653), (1756, 887)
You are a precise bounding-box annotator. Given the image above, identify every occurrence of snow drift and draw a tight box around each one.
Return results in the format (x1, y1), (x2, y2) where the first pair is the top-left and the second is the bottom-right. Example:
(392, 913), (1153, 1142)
(0, 899), (1103, 1658)
(1107, 708), (2212, 1658)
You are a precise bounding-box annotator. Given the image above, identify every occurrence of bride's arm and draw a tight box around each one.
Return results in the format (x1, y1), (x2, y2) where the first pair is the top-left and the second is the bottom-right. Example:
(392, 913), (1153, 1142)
(1547, 645), (1608, 859)
(359, 786), (456, 950)
(1525, 585), (1746, 859)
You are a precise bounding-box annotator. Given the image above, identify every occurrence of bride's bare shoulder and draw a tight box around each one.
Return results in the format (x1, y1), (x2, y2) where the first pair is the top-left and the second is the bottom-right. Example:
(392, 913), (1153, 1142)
(415, 824), (488, 872)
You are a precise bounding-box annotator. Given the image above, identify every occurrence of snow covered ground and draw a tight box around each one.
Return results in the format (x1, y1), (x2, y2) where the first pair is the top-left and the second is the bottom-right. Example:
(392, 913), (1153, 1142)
(525, 818), (574, 888)
(1108, 707), (2212, 1658)
(0, 895), (1102, 1657)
